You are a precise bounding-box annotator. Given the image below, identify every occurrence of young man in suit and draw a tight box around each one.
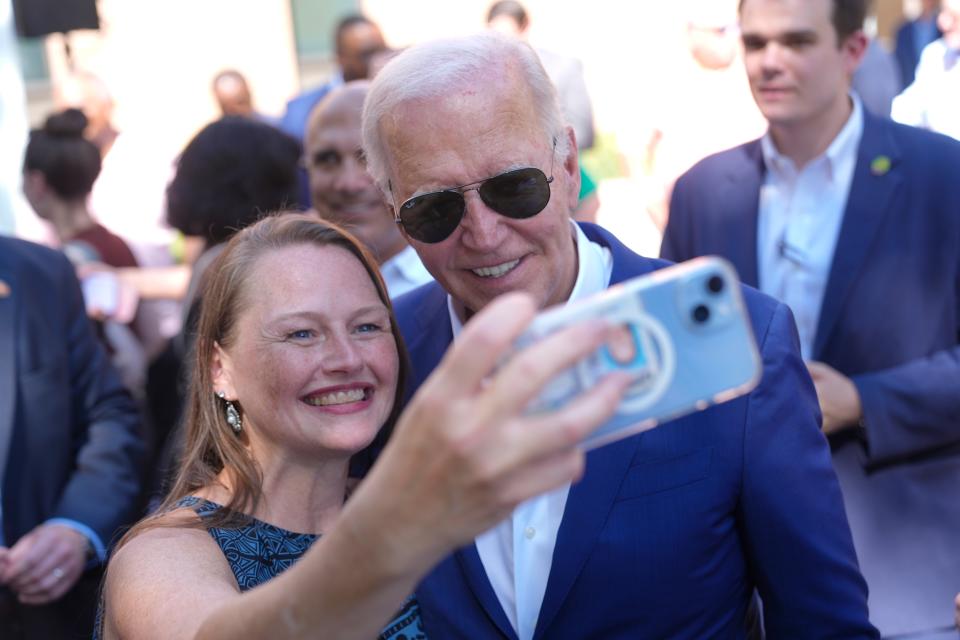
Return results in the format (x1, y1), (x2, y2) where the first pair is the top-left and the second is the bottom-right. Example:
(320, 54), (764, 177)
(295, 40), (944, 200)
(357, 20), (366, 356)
(0, 237), (144, 638)
(361, 32), (875, 639)
(662, 0), (960, 635)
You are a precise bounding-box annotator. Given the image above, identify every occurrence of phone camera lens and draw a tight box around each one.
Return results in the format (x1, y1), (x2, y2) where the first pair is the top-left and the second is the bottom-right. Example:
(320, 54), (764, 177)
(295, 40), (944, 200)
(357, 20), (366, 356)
(707, 275), (725, 294)
(692, 304), (710, 324)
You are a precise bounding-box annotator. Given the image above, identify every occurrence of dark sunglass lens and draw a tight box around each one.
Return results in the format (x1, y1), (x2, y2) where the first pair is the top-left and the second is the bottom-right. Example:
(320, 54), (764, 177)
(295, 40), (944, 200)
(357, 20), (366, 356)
(399, 191), (465, 243)
(479, 168), (550, 219)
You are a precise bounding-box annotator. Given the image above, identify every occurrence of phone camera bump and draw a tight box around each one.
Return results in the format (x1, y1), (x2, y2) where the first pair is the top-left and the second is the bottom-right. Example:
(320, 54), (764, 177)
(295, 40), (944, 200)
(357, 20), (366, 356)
(707, 274), (725, 294)
(692, 304), (711, 324)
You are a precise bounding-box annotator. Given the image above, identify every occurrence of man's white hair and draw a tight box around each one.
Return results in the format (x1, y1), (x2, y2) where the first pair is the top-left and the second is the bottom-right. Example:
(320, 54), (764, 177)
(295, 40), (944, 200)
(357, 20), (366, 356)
(361, 31), (569, 196)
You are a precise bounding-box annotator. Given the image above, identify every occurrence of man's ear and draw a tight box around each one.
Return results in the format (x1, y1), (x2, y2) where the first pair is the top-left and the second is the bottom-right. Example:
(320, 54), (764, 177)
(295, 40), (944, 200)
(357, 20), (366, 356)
(841, 30), (869, 77)
(211, 342), (237, 400)
(560, 126), (582, 213)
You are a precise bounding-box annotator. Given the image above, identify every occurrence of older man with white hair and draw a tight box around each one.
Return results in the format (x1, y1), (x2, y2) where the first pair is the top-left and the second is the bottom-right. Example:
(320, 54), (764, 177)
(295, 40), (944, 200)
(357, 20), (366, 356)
(361, 32), (875, 638)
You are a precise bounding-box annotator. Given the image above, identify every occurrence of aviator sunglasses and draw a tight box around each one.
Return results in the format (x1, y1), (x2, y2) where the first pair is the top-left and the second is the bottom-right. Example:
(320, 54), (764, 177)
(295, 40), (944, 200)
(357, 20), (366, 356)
(390, 140), (557, 244)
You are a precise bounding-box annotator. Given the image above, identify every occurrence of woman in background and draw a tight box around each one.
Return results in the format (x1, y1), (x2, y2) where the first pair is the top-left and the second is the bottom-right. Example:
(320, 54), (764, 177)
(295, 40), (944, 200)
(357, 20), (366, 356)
(22, 108), (138, 271)
(22, 108), (145, 393)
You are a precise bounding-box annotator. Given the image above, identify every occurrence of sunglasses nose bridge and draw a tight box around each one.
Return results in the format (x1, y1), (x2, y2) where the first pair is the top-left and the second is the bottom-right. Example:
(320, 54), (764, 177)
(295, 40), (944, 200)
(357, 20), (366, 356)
(458, 189), (506, 246)
(459, 186), (491, 217)
(457, 183), (483, 198)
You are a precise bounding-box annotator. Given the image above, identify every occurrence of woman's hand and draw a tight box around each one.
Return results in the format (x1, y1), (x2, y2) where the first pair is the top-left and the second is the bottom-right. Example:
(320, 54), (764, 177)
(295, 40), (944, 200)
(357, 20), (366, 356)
(346, 292), (631, 576)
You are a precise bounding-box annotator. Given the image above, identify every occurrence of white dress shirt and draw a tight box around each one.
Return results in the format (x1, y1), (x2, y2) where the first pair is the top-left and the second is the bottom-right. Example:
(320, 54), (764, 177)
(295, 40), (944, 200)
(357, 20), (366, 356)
(757, 96), (864, 359)
(892, 38), (960, 141)
(446, 221), (613, 640)
(381, 245), (433, 299)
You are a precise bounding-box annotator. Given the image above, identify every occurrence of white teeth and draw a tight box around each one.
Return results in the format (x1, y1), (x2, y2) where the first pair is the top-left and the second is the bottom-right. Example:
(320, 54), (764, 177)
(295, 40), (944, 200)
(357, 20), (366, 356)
(305, 389), (366, 406)
(472, 259), (520, 278)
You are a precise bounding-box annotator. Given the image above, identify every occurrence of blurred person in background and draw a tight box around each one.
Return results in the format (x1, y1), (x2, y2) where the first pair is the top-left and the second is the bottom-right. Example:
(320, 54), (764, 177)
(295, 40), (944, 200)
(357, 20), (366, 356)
(304, 81), (431, 298)
(892, 0), (960, 141)
(640, 0), (767, 231)
(894, 0), (942, 89)
(59, 71), (182, 360)
(211, 69), (277, 126)
(0, 236), (144, 639)
(57, 71), (118, 157)
(280, 14), (386, 146)
(281, 14), (387, 209)
(663, 0), (960, 633)
(21, 108), (146, 396)
(164, 117), (302, 324)
(99, 213), (630, 640)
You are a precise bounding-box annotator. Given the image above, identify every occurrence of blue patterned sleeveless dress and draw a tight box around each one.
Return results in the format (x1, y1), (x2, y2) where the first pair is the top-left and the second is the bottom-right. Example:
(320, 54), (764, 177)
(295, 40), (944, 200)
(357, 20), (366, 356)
(178, 497), (426, 639)
(94, 498), (426, 639)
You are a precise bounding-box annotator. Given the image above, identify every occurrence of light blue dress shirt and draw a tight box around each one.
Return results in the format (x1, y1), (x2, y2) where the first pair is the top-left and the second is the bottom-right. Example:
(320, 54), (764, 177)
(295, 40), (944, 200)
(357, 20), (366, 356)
(446, 221), (612, 640)
(757, 96), (864, 359)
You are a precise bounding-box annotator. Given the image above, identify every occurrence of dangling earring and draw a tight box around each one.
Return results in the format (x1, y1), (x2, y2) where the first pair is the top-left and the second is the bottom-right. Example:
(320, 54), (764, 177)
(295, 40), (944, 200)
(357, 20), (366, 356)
(217, 391), (243, 434)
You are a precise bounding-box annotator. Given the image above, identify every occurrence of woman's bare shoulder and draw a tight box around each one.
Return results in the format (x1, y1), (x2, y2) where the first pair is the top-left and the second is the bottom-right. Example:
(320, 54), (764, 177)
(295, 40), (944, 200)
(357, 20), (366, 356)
(103, 507), (240, 640)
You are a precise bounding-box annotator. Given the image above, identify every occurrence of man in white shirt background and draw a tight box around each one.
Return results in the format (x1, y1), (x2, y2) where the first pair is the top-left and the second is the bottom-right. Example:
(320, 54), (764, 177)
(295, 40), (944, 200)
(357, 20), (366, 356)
(892, 0), (960, 141)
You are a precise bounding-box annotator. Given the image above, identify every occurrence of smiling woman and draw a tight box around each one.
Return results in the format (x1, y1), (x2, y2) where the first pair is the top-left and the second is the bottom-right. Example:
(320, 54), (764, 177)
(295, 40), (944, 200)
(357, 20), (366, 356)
(97, 213), (632, 640)
(98, 213), (419, 639)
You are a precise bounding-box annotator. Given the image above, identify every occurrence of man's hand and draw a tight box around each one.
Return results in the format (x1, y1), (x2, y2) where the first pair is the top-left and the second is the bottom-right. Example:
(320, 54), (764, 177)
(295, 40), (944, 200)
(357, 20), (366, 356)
(0, 523), (89, 605)
(954, 592), (960, 628)
(806, 361), (863, 434)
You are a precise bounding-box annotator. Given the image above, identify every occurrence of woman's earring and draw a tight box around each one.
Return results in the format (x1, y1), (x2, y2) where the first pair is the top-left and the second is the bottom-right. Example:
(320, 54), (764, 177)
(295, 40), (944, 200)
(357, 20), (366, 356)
(217, 390), (243, 434)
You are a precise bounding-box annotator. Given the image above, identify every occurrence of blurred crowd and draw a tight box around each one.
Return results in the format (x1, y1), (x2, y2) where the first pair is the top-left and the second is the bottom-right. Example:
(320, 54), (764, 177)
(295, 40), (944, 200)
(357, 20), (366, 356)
(2, 0), (960, 638)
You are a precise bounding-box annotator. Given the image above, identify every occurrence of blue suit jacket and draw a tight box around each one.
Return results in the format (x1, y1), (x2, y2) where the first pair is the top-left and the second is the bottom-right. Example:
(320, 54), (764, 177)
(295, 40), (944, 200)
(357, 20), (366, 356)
(0, 238), (144, 550)
(392, 224), (875, 638)
(662, 113), (960, 636)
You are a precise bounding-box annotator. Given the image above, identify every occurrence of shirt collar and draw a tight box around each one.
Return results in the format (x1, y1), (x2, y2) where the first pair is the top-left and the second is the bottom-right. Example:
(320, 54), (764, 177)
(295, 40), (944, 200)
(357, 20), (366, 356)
(383, 245), (426, 280)
(447, 221), (611, 338)
(760, 93), (864, 181)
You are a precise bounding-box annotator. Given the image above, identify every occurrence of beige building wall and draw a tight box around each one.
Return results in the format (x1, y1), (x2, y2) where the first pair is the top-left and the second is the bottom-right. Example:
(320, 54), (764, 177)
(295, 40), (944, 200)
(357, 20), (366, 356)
(39, 0), (300, 152)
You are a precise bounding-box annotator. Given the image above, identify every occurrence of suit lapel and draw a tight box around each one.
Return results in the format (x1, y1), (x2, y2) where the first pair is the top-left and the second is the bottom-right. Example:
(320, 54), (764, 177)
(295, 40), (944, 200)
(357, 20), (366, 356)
(722, 142), (765, 288)
(400, 285), (453, 402)
(813, 114), (903, 359)
(533, 436), (641, 639)
(532, 226), (648, 638)
(456, 545), (519, 639)
(403, 287), (515, 634)
(0, 259), (17, 490)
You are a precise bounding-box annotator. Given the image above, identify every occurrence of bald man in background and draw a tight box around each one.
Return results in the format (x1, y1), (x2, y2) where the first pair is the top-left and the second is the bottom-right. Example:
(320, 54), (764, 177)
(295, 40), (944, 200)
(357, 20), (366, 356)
(304, 81), (431, 298)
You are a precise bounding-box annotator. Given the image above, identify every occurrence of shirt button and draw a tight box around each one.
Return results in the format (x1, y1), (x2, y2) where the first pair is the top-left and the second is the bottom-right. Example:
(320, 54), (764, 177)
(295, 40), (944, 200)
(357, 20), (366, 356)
(524, 526), (536, 540)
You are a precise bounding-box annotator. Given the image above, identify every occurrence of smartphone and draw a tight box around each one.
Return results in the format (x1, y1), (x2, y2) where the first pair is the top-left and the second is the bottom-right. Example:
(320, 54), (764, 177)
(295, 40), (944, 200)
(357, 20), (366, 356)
(81, 271), (120, 317)
(513, 256), (762, 450)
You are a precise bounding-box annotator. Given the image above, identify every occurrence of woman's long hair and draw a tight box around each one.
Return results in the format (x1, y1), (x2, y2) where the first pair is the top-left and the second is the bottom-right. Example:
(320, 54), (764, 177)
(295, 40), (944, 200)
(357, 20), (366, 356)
(118, 213), (409, 543)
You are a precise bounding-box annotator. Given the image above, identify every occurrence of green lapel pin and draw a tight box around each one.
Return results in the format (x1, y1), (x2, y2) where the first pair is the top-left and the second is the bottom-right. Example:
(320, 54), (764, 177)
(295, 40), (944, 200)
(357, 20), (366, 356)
(870, 155), (891, 176)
